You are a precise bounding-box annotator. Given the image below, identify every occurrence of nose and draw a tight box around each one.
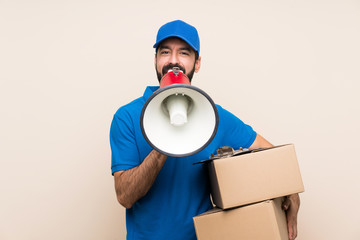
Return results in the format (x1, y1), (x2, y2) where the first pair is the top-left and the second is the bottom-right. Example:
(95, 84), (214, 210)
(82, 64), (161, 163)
(169, 52), (179, 64)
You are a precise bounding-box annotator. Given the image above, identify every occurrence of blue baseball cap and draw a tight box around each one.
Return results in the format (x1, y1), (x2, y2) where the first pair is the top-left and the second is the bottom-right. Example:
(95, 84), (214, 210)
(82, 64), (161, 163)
(153, 20), (200, 55)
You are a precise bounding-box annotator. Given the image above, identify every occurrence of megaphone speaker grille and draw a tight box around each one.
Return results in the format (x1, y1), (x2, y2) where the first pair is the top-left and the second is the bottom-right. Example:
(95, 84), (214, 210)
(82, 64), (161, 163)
(140, 84), (219, 157)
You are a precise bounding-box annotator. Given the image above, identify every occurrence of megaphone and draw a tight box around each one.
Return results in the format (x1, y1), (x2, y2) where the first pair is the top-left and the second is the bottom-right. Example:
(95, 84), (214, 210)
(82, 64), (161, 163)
(140, 67), (219, 157)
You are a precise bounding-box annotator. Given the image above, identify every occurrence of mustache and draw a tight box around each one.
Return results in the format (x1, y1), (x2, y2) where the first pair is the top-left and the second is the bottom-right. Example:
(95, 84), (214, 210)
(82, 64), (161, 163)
(162, 64), (186, 75)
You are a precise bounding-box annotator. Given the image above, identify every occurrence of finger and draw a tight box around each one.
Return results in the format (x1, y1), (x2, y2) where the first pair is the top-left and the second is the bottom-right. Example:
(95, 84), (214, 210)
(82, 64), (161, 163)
(285, 198), (298, 239)
(288, 222), (298, 240)
(292, 225), (298, 239)
(282, 197), (291, 211)
(287, 209), (298, 240)
(288, 227), (293, 240)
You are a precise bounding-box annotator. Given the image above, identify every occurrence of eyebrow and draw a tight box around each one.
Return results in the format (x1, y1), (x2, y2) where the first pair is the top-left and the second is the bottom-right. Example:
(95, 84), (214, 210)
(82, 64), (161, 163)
(158, 45), (170, 50)
(179, 47), (192, 52)
(158, 45), (193, 53)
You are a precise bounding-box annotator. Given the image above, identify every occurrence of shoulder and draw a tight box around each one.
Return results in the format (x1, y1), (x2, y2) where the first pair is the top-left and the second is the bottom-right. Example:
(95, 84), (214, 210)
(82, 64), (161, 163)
(114, 97), (144, 117)
(216, 104), (239, 122)
(113, 86), (157, 119)
(214, 104), (257, 148)
(110, 97), (144, 133)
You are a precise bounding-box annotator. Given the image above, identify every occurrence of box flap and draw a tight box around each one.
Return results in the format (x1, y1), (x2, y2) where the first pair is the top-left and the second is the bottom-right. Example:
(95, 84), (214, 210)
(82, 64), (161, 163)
(194, 144), (293, 165)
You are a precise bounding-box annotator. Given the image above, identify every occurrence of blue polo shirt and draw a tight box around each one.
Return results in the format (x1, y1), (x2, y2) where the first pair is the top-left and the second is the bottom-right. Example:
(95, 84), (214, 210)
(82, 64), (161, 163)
(110, 86), (257, 240)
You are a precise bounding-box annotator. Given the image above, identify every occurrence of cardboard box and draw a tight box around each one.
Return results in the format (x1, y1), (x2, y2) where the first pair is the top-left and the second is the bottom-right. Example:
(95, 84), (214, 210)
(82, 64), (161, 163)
(207, 144), (304, 209)
(193, 198), (288, 240)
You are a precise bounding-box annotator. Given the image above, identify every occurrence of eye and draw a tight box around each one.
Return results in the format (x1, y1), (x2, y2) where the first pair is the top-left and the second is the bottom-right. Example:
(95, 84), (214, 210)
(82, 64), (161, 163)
(180, 51), (190, 56)
(160, 50), (170, 55)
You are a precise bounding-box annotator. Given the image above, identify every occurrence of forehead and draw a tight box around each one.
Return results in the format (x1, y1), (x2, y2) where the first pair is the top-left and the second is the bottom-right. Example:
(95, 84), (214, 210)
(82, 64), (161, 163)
(158, 37), (194, 51)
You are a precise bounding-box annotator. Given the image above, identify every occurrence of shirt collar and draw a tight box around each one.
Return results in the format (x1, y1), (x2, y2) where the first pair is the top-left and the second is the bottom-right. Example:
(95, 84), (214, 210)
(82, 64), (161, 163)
(143, 86), (159, 101)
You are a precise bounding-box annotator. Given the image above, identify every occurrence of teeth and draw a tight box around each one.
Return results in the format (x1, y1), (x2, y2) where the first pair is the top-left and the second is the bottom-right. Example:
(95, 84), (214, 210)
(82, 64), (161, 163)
(167, 68), (184, 73)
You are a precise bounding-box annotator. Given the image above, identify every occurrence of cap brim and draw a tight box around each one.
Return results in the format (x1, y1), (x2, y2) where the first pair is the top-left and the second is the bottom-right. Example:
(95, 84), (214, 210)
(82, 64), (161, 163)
(153, 35), (199, 54)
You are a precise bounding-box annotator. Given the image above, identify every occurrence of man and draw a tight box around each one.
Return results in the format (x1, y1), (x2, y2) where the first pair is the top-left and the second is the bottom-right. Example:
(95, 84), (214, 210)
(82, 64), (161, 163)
(110, 20), (300, 240)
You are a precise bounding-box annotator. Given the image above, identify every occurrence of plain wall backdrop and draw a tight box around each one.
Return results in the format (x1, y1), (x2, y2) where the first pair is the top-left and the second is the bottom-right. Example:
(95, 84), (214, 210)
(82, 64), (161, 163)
(1, 0), (359, 239)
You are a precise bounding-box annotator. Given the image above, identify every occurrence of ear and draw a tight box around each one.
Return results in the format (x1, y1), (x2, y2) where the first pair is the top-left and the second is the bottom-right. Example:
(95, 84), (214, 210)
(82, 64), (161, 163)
(154, 53), (157, 68)
(194, 56), (201, 73)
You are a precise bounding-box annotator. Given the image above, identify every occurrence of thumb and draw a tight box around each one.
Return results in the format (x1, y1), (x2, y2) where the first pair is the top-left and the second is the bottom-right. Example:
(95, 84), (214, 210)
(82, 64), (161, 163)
(282, 197), (291, 211)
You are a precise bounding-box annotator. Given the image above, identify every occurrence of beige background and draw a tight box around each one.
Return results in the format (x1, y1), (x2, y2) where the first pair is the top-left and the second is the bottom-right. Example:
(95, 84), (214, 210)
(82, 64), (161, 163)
(1, 0), (359, 239)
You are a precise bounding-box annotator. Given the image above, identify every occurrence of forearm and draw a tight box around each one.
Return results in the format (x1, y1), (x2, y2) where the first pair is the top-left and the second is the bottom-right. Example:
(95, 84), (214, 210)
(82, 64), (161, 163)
(249, 134), (273, 150)
(114, 150), (167, 208)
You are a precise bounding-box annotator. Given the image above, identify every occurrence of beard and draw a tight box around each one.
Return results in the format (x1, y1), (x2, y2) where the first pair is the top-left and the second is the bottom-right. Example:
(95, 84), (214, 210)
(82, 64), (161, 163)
(156, 63), (196, 83)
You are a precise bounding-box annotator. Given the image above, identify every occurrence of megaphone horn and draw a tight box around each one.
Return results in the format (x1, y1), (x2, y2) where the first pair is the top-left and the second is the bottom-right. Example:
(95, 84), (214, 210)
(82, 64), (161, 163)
(140, 67), (219, 157)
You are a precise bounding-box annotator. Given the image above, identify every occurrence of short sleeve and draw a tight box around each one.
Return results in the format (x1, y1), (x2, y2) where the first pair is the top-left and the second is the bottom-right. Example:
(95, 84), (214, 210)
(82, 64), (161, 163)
(217, 105), (257, 149)
(110, 108), (141, 175)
